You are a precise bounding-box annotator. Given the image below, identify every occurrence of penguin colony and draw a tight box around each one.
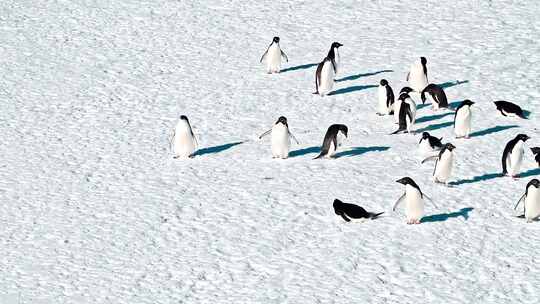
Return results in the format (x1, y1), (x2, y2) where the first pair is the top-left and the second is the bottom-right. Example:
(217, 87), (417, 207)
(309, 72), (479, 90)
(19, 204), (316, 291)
(171, 37), (539, 224)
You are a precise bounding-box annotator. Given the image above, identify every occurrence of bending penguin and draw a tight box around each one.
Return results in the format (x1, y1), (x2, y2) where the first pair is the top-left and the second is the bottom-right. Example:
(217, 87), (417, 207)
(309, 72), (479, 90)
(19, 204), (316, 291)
(259, 116), (299, 159)
(422, 143), (456, 185)
(314, 124), (348, 159)
(421, 83), (449, 110)
(454, 99), (475, 139)
(377, 79), (395, 115)
(407, 57), (428, 92)
(260, 36), (288, 74)
(171, 115), (198, 159)
(394, 177), (428, 224)
(333, 199), (384, 222)
(502, 134), (530, 178)
(531, 147), (540, 167)
(514, 179), (540, 223)
(494, 100), (527, 119)
(314, 42), (342, 96)
(391, 93), (416, 134)
(419, 132), (443, 153)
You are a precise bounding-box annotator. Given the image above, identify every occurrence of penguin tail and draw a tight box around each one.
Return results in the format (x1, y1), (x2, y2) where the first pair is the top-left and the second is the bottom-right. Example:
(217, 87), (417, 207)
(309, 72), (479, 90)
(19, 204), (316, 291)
(369, 212), (384, 219)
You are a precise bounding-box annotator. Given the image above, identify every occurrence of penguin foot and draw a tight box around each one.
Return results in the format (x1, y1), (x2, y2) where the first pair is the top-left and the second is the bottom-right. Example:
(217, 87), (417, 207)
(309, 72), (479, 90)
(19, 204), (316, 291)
(173, 156), (179, 159)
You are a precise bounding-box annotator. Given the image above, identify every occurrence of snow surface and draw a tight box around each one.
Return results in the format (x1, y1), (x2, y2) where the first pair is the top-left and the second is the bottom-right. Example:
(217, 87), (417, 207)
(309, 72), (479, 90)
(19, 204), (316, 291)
(1, 0), (540, 303)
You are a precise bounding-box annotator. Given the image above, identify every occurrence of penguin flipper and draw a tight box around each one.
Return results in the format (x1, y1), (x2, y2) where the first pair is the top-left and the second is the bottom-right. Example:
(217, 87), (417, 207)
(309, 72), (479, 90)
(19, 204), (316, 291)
(288, 131), (300, 145)
(421, 155), (438, 164)
(340, 213), (351, 222)
(406, 72), (410, 81)
(259, 129), (272, 140)
(260, 47), (269, 63)
(280, 50), (288, 62)
(514, 193), (526, 210)
(392, 193), (406, 211)
(369, 212), (384, 219)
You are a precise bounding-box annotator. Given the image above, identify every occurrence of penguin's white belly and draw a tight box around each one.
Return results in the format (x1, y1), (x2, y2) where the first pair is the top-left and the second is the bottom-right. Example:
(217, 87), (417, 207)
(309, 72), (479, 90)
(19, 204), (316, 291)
(525, 188), (540, 221)
(407, 101), (417, 132)
(454, 108), (471, 137)
(377, 87), (389, 114)
(502, 109), (518, 117)
(508, 143), (524, 175)
(327, 141), (336, 157)
(434, 153), (453, 183)
(173, 131), (196, 158)
(405, 188), (424, 221)
(393, 99), (402, 123)
(271, 124), (290, 159)
(409, 64), (428, 92)
(318, 61), (335, 96)
(266, 45), (282, 73)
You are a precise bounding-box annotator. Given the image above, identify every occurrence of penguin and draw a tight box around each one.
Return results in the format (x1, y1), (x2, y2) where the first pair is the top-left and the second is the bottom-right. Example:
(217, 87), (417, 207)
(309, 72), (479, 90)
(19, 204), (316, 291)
(314, 124), (348, 159)
(494, 100), (526, 119)
(393, 177), (427, 224)
(326, 42), (343, 75)
(260, 36), (288, 74)
(259, 116), (299, 159)
(421, 83), (449, 110)
(377, 79), (395, 115)
(391, 93), (416, 134)
(407, 57), (428, 92)
(400, 87), (414, 95)
(502, 134), (530, 178)
(454, 100), (474, 139)
(314, 57), (336, 96)
(333, 199), (384, 222)
(514, 179), (540, 222)
(171, 115), (198, 159)
(419, 132), (443, 153)
(422, 143), (456, 185)
(531, 147), (540, 167)
(393, 87), (414, 124)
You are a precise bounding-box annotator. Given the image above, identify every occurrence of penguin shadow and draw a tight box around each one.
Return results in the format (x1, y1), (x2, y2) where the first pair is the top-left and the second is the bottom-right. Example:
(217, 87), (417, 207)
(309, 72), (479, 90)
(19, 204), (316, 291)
(280, 63), (318, 73)
(522, 110), (532, 119)
(329, 85), (377, 96)
(415, 112), (454, 124)
(335, 69), (394, 83)
(450, 172), (502, 186)
(421, 207), (474, 223)
(334, 146), (390, 158)
(289, 146), (320, 158)
(193, 141), (244, 157)
(447, 101), (463, 109)
(520, 168), (540, 178)
(469, 125), (519, 138)
(416, 121), (454, 133)
(437, 80), (469, 89)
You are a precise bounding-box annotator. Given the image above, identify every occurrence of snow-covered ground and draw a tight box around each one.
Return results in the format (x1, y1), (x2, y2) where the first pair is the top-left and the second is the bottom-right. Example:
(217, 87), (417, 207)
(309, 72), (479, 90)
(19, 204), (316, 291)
(1, 0), (540, 303)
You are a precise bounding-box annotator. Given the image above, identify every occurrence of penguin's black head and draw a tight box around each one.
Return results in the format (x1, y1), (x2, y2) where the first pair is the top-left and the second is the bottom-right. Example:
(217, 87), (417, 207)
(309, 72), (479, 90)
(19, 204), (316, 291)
(421, 132), (430, 139)
(332, 42), (343, 48)
(380, 79), (388, 86)
(273, 36), (280, 43)
(462, 99), (475, 106)
(420, 57), (427, 65)
(445, 143), (456, 151)
(340, 125), (348, 138)
(493, 101), (503, 109)
(333, 199), (343, 211)
(516, 134), (530, 142)
(180, 115), (188, 121)
(531, 147), (540, 155)
(529, 179), (540, 188)
(400, 87), (413, 94)
(276, 116), (287, 125)
(398, 92), (410, 101)
(396, 177), (415, 185)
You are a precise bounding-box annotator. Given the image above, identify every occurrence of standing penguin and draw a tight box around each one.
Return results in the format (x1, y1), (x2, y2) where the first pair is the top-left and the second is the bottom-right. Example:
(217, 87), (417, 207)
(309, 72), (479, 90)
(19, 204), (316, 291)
(514, 179), (540, 223)
(494, 101), (527, 119)
(421, 83), (449, 110)
(171, 115), (198, 159)
(419, 132), (443, 153)
(531, 147), (540, 167)
(422, 143), (456, 185)
(259, 116), (299, 159)
(314, 124), (348, 159)
(333, 199), (384, 222)
(392, 93), (416, 134)
(393, 88), (414, 124)
(326, 42), (343, 75)
(314, 56), (336, 96)
(394, 177), (427, 224)
(377, 79), (395, 115)
(454, 100), (475, 139)
(407, 57), (428, 92)
(502, 134), (530, 178)
(260, 36), (288, 74)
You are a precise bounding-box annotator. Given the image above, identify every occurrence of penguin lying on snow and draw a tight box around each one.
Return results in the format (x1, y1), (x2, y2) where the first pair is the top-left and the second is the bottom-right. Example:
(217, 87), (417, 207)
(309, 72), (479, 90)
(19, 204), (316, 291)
(502, 134), (530, 178)
(421, 83), (449, 110)
(494, 100), (527, 119)
(531, 147), (540, 167)
(422, 143), (456, 185)
(171, 115), (198, 159)
(333, 199), (384, 222)
(260, 36), (288, 74)
(419, 132), (443, 152)
(259, 116), (299, 159)
(394, 177), (431, 224)
(314, 124), (348, 159)
(514, 179), (540, 223)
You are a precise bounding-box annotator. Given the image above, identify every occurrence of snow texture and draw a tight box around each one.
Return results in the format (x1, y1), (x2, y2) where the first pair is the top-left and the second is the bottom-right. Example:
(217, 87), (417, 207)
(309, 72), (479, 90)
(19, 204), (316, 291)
(1, 0), (540, 303)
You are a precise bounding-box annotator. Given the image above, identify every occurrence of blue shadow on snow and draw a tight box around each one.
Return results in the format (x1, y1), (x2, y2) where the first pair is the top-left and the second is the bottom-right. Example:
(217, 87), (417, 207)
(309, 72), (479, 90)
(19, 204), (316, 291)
(329, 85), (377, 96)
(334, 146), (390, 158)
(437, 80), (469, 89)
(469, 125), (518, 138)
(289, 146), (320, 158)
(415, 112), (454, 124)
(450, 172), (502, 186)
(335, 70), (394, 82)
(421, 207), (474, 223)
(280, 63), (318, 73)
(520, 168), (540, 178)
(416, 121), (454, 132)
(193, 141), (244, 157)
